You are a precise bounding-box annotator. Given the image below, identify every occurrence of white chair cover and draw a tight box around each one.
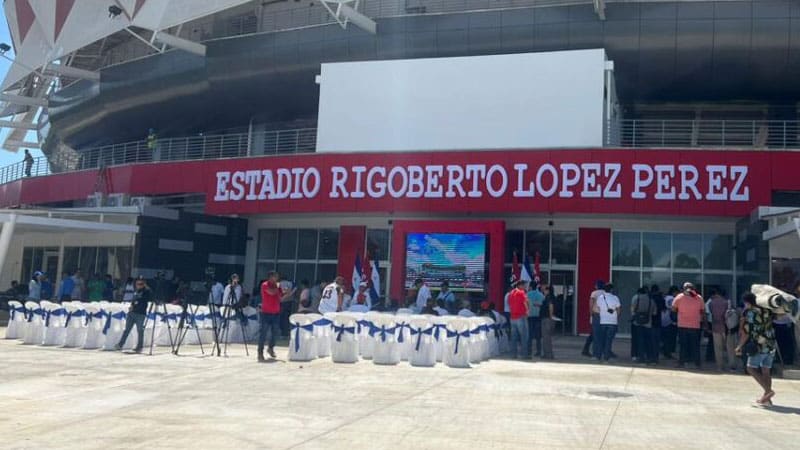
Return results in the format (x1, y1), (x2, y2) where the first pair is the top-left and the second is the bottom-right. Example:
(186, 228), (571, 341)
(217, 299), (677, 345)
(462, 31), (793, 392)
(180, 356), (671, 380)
(41, 301), (68, 346)
(148, 304), (180, 347)
(393, 313), (413, 361)
(307, 312), (332, 358)
(62, 302), (88, 348)
(331, 314), (359, 363)
(22, 301), (45, 345)
(443, 318), (472, 368)
(484, 317), (500, 357)
(467, 317), (488, 363)
(243, 307), (260, 342)
(102, 303), (130, 350)
(82, 303), (106, 349)
(408, 316), (437, 367)
(358, 312), (381, 359)
(184, 306), (215, 345)
(5, 300), (26, 339)
(396, 308), (414, 315)
(430, 316), (450, 362)
(219, 307), (249, 344)
(371, 315), (401, 365)
(288, 314), (317, 361)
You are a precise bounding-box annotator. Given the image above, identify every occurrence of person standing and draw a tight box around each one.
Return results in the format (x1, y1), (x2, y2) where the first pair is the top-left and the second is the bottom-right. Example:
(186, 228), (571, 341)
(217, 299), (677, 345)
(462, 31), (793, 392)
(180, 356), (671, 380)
(310, 280), (324, 312)
(648, 284), (665, 365)
(115, 276), (151, 353)
(672, 282), (705, 369)
(296, 280), (313, 313)
(71, 270), (86, 301)
(508, 278), (530, 359)
(661, 286), (679, 359)
(122, 277), (136, 302)
(527, 283), (545, 358)
(436, 281), (456, 314)
(594, 283), (621, 362)
(58, 271), (75, 302)
(23, 149), (34, 177)
(414, 278), (432, 313)
(631, 287), (657, 364)
(223, 274), (243, 307)
(707, 289), (736, 371)
(258, 271), (290, 361)
(27, 271), (43, 301)
(40, 274), (53, 301)
(582, 280), (605, 357)
(88, 273), (105, 302)
(540, 283), (556, 360)
(736, 292), (777, 405)
(319, 276), (345, 313)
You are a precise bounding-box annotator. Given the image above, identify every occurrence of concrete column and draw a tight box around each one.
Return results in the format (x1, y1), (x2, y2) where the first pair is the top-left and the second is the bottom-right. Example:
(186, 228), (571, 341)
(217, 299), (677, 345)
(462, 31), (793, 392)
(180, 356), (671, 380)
(0, 214), (18, 277)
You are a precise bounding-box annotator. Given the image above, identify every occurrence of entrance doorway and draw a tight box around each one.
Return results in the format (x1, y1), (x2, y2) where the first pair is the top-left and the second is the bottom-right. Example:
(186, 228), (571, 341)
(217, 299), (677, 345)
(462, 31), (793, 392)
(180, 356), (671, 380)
(549, 270), (576, 335)
(43, 250), (59, 282)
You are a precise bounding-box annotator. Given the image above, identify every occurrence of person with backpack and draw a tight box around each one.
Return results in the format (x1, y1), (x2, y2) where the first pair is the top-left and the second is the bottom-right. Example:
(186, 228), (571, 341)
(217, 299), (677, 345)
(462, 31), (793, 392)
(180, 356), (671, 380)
(631, 286), (657, 365)
(736, 292), (777, 406)
(707, 289), (737, 372)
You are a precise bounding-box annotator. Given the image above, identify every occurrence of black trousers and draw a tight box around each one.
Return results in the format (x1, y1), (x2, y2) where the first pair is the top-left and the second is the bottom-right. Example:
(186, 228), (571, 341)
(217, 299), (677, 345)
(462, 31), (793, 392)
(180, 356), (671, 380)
(662, 324), (677, 356)
(678, 327), (701, 366)
(774, 322), (796, 365)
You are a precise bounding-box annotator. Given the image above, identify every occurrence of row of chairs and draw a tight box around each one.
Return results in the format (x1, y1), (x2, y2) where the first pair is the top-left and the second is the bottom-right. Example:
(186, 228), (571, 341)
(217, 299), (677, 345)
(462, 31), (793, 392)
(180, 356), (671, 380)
(4, 300), (260, 350)
(288, 311), (509, 368)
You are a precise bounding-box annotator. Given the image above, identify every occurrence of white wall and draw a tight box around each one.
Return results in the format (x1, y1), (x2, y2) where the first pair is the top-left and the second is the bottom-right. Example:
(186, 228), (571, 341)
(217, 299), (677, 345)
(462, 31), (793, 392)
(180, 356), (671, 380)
(316, 49), (609, 153)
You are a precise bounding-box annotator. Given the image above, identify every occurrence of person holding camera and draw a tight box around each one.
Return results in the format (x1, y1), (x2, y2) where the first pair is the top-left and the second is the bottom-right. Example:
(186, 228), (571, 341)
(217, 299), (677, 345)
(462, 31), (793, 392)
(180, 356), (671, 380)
(115, 276), (151, 353)
(736, 292), (777, 406)
(672, 282), (705, 369)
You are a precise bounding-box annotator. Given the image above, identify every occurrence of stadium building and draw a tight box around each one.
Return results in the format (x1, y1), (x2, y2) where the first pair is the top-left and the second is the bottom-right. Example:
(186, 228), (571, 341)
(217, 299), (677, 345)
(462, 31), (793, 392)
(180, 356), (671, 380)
(1, 0), (800, 336)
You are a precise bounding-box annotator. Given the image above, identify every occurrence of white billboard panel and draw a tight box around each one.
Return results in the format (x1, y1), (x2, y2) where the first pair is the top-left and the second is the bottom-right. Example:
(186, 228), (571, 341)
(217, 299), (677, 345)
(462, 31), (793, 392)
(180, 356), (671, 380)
(316, 49), (609, 153)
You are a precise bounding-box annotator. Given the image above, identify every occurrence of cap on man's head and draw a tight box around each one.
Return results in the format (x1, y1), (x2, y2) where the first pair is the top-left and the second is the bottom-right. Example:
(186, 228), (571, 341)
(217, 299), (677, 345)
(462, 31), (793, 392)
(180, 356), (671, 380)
(682, 282), (695, 290)
(595, 280), (605, 289)
(414, 278), (424, 285)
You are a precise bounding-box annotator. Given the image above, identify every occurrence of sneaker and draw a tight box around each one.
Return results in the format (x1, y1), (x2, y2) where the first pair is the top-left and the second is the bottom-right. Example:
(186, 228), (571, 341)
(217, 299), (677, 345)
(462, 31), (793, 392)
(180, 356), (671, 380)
(134, 348), (143, 354)
(267, 347), (276, 358)
(113, 344), (122, 351)
(581, 350), (592, 357)
(257, 353), (266, 363)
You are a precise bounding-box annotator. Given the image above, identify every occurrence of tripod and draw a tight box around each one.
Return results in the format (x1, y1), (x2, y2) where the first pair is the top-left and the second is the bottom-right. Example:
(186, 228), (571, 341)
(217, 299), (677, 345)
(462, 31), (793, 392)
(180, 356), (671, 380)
(144, 301), (176, 356)
(172, 302), (206, 356)
(211, 304), (250, 357)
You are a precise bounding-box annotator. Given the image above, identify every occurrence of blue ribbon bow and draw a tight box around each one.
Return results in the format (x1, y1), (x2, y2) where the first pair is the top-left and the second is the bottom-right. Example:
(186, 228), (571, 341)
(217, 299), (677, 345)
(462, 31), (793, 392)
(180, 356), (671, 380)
(432, 323), (447, 341)
(410, 326), (434, 351)
(446, 329), (471, 354)
(64, 309), (87, 327)
(313, 318), (333, 327)
(45, 308), (67, 327)
(356, 319), (371, 334)
(103, 311), (127, 335)
(27, 307), (43, 323)
(291, 322), (315, 352)
(332, 323), (356, 342)
(87, 310), (106, 326)
(368, 324), (397, 342)
(394, 322), (410, 343)
(10, 304), (25, 321)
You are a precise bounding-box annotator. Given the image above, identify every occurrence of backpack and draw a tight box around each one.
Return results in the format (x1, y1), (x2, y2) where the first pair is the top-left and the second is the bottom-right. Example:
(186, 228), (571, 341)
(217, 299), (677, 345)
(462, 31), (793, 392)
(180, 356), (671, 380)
(633, 295), (651, 326)
(724, 300), (740, 331)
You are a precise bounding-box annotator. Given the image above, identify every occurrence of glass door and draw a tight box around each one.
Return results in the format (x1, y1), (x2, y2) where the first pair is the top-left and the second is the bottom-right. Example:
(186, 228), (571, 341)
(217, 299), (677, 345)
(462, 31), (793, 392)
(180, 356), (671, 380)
(549, 270), (575, 335)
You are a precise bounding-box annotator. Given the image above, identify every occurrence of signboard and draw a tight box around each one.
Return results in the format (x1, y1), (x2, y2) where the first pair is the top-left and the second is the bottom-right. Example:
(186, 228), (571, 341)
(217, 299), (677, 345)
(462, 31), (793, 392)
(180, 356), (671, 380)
(206, 149), (770, 217)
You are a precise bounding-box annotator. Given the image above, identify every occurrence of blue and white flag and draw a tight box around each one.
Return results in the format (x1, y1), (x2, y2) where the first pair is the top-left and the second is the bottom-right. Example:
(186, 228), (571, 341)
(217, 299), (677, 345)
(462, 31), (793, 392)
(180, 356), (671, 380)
(521, 254), (534, 283)
(369, 256), (381, 304)
(352, 253), (364, 295)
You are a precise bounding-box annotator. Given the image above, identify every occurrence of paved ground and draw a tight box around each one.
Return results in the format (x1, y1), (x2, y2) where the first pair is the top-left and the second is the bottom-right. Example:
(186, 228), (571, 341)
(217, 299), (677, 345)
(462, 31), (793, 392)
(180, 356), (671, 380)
(1, 331), (799, 450)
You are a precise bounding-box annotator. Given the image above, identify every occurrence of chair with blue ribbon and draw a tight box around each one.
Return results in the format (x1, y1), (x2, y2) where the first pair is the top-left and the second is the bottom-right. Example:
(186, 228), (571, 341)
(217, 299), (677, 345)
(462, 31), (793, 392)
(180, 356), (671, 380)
(42, 303), (69, 346)
(357, 312), (379, 360)
(429, 317), (450, 363)
(309, 313), (333, 358)
(22, 301), (46, 345)
(465, 317), (490, 364)
(408, 316), (437, 367)
(81, 303), (107, 349)
(443, 318), (473, 368)
(62, 302), (88, 348)
(330, 314), (359, 363)
(5, 301), (26, 339)
(369, 315), (401, 365)
(393, 317), (412, 361)
(101, 304), (129, 350)
(288, 314), (317, 362)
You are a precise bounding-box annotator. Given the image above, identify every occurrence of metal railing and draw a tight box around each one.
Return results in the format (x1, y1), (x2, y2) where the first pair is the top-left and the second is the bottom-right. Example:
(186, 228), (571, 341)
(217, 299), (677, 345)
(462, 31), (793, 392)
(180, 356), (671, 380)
(0, 157), (50, 185)
(612, 120), (800, 149)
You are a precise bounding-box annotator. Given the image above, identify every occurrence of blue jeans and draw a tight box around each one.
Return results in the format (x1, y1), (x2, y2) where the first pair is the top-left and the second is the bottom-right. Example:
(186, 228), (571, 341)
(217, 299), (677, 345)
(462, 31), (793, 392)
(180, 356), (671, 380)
(258, 312), (280, 353)
(528, 316), (542, 356)
(510, 318), (529, 359)
(595, 324), (617, 360)
(118, 312), (145, 350)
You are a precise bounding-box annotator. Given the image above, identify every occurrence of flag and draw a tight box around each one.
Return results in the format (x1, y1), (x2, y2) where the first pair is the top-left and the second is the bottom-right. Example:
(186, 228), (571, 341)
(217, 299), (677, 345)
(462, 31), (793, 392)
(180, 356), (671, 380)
(512, 251), (521, 281)
(533, 251), (541, 283)
(368, 255), (381, 304)
(351, 253), (363, 295)
(521, 254), (533, 283)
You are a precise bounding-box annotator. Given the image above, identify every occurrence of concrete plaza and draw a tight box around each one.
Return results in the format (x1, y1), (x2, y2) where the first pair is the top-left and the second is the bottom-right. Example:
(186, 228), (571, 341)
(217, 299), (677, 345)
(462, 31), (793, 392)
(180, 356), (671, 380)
(1, 333), (798, 450)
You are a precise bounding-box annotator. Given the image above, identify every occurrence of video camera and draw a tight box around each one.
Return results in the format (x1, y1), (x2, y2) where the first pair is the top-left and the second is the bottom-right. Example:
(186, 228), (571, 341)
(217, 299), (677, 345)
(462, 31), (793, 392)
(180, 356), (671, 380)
(751, 284), (799, 317)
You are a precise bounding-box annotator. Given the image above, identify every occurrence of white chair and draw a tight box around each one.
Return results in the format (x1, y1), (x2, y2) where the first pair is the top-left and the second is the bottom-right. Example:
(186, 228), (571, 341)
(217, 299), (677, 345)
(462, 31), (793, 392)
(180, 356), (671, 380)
(358, 312), (381, 359)
(408, 316), (436, 367)
(485, 317), (500, 357)
(443, 318), (472, 368)
(41, 301), (68, 346)
(82, 303), (106, 349)
(243, 306), (260, 342)
(393, 314), (413, 361)
(308, 313), (332, 358)
(371, 315), (401, 365)
(331, 314), (359, 363)
(430, 316), (450, 362)
(5, 300), (26, 339)
(467, 317), (489, 363)
(218, 306), (248, 344)
(22, 301), (45, 345)
(288, 314), (317, 361)
(102, 303), (130, 350)
(62, 302), (88, 348)
(396, 308), (414, 315)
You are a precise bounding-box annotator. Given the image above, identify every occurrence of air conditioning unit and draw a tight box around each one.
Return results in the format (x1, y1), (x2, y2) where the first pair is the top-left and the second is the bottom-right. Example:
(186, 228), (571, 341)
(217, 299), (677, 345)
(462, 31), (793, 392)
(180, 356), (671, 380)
(105, 193), (128, 207)
(130, 196), (151, 208)
(86, 192), (103, 208)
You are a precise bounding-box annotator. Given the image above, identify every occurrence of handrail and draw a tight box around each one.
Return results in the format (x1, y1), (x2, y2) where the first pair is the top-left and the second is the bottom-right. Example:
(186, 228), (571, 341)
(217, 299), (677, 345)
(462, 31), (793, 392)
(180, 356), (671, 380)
(2, 119), (798, 186)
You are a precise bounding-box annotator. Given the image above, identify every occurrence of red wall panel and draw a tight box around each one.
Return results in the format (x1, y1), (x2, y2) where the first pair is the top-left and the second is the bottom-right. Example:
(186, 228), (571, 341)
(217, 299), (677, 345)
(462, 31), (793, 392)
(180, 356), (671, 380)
(576, 228), (611, 335)
(337, 226), (366, 293)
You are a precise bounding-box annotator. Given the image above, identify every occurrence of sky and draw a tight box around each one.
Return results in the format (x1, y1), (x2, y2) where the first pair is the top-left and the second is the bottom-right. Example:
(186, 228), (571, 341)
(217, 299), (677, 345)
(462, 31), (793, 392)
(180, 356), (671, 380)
(0, 9), (44, 167)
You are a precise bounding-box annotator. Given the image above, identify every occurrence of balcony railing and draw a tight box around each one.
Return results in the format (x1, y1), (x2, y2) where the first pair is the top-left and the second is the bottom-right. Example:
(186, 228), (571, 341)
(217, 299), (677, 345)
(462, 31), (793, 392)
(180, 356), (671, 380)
(2, 120), (799, 186)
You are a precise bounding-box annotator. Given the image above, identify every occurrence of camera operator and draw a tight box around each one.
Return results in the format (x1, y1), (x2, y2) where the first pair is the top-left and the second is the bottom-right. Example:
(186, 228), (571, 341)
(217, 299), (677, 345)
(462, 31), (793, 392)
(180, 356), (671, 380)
(114, 276), (151, 353)
(223, 274), (243, 306)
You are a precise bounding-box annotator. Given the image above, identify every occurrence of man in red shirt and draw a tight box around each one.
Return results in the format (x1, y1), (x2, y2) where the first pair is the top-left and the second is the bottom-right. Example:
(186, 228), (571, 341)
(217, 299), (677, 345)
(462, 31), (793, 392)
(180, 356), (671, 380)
(258, 271), (294, 361)
(508, 277), (530, 359)
(672, 282), (705, 369)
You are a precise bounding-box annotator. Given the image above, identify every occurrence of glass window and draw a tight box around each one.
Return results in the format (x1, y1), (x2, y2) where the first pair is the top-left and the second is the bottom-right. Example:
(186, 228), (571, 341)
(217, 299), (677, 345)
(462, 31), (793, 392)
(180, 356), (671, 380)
(505, 230), (524, 263)
(63, 247), (80, 274)
(79, 247), (98, 275)
(551, 231), (577, 265)
(612, 232), (640, 267)
(295, 263), (316, 285)
(642, 270), (671, 294)
(642, 233), (670, 268)
(255, 262), (275, 285)
(673, 272), (702, 294)
(367, 229), (390, 261)
(318, 229), (339, 260)
(21, 248), (32, 283)
(114, 247), (133, 281)
(277, 229), (298, 260)
(257, 229), (278, 261)
(276, 262), (295, 281)
(525, 230), (550, 265)
(611, 270), (640, 335)
(673, 234), (702, 269)
(703, 234), (733, 270)
(297, 229), (318, 260)
(96, 247), (111, 275)
(702, 273), (733, 299)
(316, 263), (338, 284)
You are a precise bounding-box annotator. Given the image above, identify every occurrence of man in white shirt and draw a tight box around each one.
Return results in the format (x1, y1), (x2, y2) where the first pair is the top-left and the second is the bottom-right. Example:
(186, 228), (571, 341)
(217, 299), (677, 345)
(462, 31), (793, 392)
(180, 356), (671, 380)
(319, 276), (345, 313)
(223, 274), (243, 306)
(209, 280), (224, 305)
(414, 278), (432, 313)
(582, 280), (605, 357)
(594, 283), (621, 362)
(457, 300), (476, 317)
(436, 281), (456, 313)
